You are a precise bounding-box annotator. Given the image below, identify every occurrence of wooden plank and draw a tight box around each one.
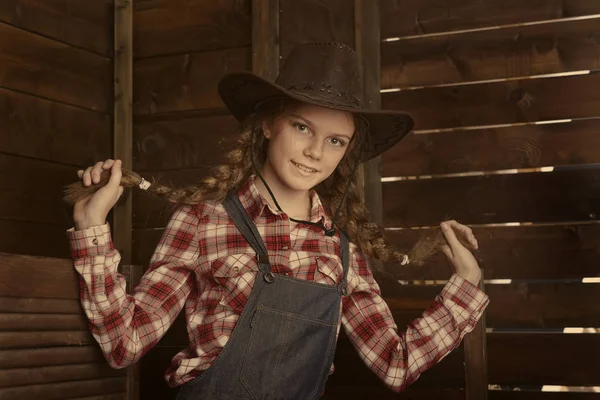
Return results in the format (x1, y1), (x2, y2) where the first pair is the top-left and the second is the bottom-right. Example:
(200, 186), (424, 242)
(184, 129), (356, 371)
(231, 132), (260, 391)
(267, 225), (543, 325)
(279, 0), (355, 64)
(0, 313), (87, 331)
(385, 223), (600, 280)
(0, 87), (111, 166)
(0, 297), (82, 314)
(0, 330), (93, 349)
(0, 363), (125, 388)
(0, 0), (113, 56)
(134, 0), (251, 58)
(133, 47), (251, 115)
(0, 23), (111, 112)
(0, 346), (105, 369)
(252, 0), (279, 81)
(380, 281), (600, 330)
(488, 333), (600, 385)
(381, 168), (600, 227)
(0, 377), (125, 400)
(381, 17), (600, 89)
(380, 0), (600, 38)
(381, 71), (600, 131)
(0, 220), (71, 259)
(463, 272), (488, 400)
(68, 395), (126, 400)
(0, 252), (79, 299)
(133, 114), (240, 171)
(0, 154), (78, 226)
(132, 168), (213, 229)
(382, 118), (600, 177)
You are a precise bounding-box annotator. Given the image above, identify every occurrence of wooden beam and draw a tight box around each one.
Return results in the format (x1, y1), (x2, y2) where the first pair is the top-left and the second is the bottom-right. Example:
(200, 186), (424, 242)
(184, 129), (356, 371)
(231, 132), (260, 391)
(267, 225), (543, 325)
(463, 270), (489, 399)
(354, 0), (382, 224)
(252, 0), (280, 80)
(114, 1), (135, 399)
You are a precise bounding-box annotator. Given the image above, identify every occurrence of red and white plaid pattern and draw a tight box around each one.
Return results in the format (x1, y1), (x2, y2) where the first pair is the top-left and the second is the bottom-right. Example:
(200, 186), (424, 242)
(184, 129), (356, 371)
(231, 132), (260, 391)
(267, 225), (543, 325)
(67, 175), (489, 391)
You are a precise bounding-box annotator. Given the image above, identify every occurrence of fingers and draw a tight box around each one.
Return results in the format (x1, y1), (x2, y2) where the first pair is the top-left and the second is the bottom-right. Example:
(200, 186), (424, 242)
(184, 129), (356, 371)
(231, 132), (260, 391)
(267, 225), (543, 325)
(440, 221), (461, 250)
(444, 220), (478, 250)
(107, 159), (122, 188)
(78, 159), (115, 187)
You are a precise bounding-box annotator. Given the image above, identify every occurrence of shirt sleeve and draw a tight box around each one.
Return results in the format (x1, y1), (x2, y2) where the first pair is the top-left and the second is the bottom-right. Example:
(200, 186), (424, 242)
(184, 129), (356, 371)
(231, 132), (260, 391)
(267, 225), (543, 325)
(66, 205), (201, 369)
(340, 245), (489, 392)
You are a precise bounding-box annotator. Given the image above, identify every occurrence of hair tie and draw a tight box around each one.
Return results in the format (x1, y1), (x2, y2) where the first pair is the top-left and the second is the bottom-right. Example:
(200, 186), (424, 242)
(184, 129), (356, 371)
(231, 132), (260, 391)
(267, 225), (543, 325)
(138, 178), (151, 190)
(401, 254), (410, 266)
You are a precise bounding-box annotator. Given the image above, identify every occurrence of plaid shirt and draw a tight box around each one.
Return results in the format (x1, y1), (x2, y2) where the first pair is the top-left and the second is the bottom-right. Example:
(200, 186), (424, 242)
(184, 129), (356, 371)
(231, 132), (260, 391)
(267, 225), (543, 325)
(67, 175), (489, 391)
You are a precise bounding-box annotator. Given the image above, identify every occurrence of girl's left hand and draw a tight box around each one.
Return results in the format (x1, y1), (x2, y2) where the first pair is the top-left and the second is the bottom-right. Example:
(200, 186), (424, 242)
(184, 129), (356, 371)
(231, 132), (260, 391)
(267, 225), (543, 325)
(439, 220), (481, 286)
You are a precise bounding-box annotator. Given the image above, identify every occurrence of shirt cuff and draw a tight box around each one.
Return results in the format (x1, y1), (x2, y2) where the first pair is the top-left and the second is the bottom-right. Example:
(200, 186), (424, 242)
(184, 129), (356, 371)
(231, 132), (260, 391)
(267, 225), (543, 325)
(440, 274), (490, 329)
(66, 223), (114, 259)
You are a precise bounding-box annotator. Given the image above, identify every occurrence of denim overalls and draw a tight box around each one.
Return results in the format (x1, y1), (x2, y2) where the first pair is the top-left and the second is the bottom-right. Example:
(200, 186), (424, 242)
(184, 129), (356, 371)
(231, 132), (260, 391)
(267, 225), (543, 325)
(176, 192), (350, 400)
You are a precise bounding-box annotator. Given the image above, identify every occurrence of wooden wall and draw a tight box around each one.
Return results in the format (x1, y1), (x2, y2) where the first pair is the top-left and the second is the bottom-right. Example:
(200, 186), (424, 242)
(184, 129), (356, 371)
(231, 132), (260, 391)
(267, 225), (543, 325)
(131, 1), (252, 398)
(359, 0), (600, 398)
(0, 1), (122, 399)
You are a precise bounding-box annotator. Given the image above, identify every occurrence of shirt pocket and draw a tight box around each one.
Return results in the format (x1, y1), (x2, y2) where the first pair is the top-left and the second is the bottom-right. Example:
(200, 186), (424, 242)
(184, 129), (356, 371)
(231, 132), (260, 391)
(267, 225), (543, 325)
(211, 254), (258, 312)
(315, 255), (342, 286)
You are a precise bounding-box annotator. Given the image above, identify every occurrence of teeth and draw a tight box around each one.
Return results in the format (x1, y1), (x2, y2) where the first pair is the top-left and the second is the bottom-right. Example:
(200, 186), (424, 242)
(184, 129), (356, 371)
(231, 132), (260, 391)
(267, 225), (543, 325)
(293, 162), (317, 173)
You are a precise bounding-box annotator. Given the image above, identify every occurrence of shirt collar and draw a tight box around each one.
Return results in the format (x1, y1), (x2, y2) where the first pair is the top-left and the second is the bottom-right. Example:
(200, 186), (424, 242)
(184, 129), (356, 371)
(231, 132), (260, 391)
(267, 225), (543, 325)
(236, 175), (330, 225)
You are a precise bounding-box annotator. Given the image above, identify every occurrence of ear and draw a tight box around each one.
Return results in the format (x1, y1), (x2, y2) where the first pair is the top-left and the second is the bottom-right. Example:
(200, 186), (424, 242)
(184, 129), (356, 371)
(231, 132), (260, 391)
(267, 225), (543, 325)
(262, 121), (271, 139)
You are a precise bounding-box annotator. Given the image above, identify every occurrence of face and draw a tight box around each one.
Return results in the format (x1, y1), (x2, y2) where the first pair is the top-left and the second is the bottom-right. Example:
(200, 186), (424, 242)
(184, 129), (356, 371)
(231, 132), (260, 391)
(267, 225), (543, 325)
(261, 102), (356, 193)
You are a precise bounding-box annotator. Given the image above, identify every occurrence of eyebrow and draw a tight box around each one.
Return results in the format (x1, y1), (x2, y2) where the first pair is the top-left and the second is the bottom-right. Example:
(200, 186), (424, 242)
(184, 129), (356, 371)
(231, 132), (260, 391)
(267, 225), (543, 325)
(289, 113), (353, 140)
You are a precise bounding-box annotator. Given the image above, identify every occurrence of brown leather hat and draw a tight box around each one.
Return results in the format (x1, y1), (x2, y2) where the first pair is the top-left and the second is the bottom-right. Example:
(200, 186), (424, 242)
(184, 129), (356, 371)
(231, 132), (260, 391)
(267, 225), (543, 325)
(218, 42), (414, 162)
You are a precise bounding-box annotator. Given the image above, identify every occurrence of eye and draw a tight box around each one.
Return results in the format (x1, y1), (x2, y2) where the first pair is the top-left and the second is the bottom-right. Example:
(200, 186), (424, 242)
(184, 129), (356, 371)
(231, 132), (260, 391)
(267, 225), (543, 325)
(329, 137), (346, 147)
(292, 122), (309, 133)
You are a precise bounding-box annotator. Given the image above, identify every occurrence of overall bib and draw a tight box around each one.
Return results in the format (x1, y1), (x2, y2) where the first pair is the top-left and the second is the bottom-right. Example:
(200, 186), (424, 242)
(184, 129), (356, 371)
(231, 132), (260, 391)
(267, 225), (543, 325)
(176, 193), (350, 400)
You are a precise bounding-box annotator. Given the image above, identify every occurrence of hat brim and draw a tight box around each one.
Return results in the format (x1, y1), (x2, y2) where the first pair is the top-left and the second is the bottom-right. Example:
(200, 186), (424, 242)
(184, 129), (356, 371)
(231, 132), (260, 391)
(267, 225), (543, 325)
(218, 72), (414, 162)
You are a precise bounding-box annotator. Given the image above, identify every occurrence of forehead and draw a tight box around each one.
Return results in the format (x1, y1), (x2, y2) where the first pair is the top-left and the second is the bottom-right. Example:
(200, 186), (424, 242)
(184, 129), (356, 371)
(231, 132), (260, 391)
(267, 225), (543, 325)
(284, 103), (355, 135)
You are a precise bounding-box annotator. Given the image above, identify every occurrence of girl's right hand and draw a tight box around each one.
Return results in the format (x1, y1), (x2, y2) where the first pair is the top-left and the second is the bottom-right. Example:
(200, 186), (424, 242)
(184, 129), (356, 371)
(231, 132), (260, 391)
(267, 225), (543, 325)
(73, 159), (124, 230)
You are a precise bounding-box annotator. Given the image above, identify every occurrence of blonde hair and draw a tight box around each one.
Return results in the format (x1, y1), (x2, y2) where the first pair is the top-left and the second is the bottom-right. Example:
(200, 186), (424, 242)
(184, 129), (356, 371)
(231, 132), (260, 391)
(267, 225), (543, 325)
(64, 99), (444, 270)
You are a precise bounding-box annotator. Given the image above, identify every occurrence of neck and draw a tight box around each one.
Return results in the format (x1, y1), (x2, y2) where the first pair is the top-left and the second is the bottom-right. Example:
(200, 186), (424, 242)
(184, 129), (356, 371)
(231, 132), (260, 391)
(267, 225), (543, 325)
(255, 162), (311, 221)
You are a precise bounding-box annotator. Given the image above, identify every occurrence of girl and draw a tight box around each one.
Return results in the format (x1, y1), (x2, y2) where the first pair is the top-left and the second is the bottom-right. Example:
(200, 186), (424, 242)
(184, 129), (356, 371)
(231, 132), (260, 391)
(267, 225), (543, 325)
(65, 42), (488, 400)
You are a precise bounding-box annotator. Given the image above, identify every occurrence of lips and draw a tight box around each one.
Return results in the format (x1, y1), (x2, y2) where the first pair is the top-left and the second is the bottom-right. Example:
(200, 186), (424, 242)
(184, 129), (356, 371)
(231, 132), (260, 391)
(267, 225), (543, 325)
(291, 161), (319, 173)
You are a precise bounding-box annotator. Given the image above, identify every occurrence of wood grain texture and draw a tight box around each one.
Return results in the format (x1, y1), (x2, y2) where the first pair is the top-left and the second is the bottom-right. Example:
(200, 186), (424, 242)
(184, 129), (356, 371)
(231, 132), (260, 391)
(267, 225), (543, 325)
(384, 223), (600, 280)
(381, 17), (600, 89)
(380, 0), (600, 38)
(382, 71), (600, 131)
(382, 118), (600, 177)
(0, 220), (71, 259)
(0, 87), (111, 166)
(0, 313), (87, 331)
(381, 168), (600, 227)
(0, 363), (125, 388)
(0, 377), (125, 400)
(0, 296), (82, 314)
(133, 0), (251, 58)
(0, 330), (94, 349)
(0, 0), (113, 56)
(0, 23), (111, 112)
(133, 47), (251, 115)
(0, 346), (105, 369)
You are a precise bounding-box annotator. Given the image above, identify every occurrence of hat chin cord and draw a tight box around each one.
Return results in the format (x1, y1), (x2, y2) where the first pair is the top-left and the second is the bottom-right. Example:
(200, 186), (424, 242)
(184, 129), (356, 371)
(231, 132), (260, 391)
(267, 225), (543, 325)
(249, 117), (358, 237)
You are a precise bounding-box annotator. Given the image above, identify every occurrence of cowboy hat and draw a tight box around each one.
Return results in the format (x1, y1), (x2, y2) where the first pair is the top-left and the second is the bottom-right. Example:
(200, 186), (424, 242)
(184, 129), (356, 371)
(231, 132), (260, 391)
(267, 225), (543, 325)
(217, 41), (414, 162)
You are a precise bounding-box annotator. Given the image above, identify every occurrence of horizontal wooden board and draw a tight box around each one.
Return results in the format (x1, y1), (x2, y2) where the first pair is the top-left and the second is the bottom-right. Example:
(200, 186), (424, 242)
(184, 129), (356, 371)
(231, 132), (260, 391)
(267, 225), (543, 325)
(0, 330), (93, 349)
(379, 280), (600, 329)
(0, 220), (71, 259)
(380, 0), (600, 38)
(382, 71), (600, 131)
(0, 313), (87, 331)
(0, 363), (125, 388)
(0, 23), (111, 112)
(0, 0), (113, 56)
(0, 346), (105, 369)
(279, 0), (355, 63)
(382, 118), (600, 176)
(0, 297), (82, 314)
(133, 114), (240, 171)
(385, 223), (600, 280)
(133, 0), (251, 58)
(0, 87), (111, 165)
(0, 154), (79, 226)
(382, 17), (600, 89)
(381, 168), (600, 227)
(132, 168), (213, 229)
(0, 252), (79, 299)
(0, 377), (125, 400)
(68, 395), (126, 400)
(133, 46), (251, 115)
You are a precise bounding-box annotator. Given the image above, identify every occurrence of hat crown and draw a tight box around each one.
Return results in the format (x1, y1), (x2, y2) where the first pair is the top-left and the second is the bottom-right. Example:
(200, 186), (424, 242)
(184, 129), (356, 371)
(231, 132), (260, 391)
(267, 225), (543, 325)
(275, 42), (364, 109)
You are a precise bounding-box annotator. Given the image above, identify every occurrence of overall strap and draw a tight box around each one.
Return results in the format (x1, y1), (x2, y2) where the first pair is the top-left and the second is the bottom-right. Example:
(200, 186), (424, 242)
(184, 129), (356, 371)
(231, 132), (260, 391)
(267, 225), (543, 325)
(222, 193), (274, 282)
(338, 232), (350, 296)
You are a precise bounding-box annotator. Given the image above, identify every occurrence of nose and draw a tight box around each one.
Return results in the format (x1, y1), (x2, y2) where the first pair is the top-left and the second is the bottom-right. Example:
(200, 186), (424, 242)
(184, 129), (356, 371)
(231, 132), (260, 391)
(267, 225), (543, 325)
(304, 137), (323, 160)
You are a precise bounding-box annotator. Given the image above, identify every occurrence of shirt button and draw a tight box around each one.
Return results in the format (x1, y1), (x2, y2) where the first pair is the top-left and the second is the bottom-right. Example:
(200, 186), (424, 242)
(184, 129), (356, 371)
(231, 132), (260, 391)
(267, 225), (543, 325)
(233, 266), (240, 273)
(92, 238), (98, 245)
(282, 245), (289, 250)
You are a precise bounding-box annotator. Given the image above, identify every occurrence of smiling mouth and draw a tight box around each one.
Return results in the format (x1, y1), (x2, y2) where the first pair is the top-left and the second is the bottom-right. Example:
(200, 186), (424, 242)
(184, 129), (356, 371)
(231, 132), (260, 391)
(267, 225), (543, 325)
(291, 161), (319, 173)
